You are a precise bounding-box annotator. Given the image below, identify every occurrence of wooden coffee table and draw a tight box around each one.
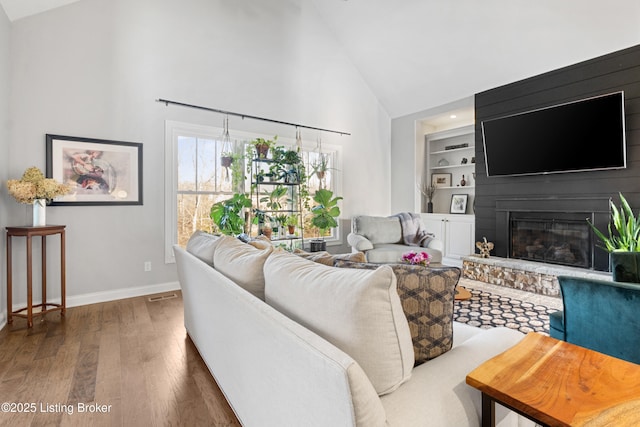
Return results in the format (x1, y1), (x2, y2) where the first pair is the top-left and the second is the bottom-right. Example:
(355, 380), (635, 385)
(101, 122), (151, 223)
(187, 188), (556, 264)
(466, 332), (640, 427)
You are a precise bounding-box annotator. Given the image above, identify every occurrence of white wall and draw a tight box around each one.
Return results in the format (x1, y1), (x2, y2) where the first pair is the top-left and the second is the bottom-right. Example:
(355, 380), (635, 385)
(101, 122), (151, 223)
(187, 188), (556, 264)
(6, 0), (390, 308)
(390, 97), (474, 214)
(0, 7), (10, 325)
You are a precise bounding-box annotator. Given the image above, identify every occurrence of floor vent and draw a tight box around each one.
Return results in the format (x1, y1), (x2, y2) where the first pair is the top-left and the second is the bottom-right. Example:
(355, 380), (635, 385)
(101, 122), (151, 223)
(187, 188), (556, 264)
(148, 293), (178, 302)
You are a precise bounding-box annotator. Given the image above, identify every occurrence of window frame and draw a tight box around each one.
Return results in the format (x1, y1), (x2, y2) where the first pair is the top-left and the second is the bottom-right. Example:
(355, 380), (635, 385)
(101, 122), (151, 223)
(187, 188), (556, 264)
(164, 120), (342, 263)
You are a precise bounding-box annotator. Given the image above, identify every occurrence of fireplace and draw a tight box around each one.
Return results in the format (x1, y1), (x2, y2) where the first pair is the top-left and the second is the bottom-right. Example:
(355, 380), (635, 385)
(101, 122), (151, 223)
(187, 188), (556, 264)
(510, 212), (591, 268)
(495, 198), (611, 272)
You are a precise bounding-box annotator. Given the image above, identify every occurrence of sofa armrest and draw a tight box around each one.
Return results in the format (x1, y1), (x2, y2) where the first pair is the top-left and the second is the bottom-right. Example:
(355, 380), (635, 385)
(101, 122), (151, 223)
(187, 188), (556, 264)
(347, 233), (374, 251)
(425, 238), (444, 252)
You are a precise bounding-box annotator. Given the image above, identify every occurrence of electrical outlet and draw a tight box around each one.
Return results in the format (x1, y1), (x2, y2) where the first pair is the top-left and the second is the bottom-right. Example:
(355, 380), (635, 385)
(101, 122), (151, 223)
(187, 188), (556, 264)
(144, 261), (152, 272)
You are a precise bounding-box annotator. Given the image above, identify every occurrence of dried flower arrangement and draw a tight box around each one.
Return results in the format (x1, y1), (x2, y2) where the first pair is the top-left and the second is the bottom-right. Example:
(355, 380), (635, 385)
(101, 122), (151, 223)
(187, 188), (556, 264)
(6, 167), (70, 204)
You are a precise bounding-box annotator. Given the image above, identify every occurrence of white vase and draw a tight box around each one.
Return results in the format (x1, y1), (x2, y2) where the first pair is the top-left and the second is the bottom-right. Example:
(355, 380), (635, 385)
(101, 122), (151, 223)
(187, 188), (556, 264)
(33, 199), (46, 227)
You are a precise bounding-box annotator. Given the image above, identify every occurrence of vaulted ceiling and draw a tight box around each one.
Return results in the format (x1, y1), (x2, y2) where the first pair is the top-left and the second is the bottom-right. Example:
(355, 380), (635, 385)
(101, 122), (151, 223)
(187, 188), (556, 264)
(2, 0), (639, 118)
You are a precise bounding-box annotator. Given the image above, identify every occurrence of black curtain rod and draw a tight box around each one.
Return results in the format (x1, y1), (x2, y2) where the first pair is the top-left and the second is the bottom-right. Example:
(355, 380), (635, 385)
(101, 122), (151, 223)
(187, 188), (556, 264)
(156, 98), (351, 136)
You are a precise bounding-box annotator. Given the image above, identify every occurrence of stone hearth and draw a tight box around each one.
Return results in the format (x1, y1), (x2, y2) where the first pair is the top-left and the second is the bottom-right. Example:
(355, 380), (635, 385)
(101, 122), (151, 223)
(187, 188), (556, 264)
(462, 255), (611, 297)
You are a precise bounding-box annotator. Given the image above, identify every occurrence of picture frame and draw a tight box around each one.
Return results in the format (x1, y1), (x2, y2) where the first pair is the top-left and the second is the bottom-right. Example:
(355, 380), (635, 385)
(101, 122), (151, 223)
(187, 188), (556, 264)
(46, 134), (143, 206)
(431, 173), (452, 188)
(450, 194), (468, 214)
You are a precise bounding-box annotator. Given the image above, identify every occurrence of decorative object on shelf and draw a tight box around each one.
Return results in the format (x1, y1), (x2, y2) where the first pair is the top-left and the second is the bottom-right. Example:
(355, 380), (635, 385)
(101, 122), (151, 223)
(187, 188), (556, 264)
(210, 193), (252, 236)
(460, 175), (466, 187)
(7, 166), (70, 226)
(437, 158), (450, 167)
(401, 250), (430, 266)
(588, 193), (640, 282)
(431, 173), (452, 188)
(476, 237), (494, 258)
(310, 188), (342, 252)
(444, 143), (469, 150)
(461, 158), (468, 164)
(417, 182), (437, 213)
(45, 134), (143, 206)
(450, 194), (468, 214)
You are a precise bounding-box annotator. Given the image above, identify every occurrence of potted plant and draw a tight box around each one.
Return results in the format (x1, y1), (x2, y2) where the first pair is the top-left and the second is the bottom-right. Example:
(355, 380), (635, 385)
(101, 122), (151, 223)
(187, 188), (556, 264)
(250, 136), (277, 159)
(220, 151), (234, 168)
(285, 214), (298, 235)
(588, 193), (640, 282)
(260, 185), (290, 211)
(210, 193), (252, 236)
(309, 189), (342, 252)
(311, 153), (330, 180)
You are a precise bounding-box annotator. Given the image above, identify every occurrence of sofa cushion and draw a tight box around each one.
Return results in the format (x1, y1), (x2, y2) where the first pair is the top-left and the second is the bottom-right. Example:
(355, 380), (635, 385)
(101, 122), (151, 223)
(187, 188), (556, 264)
(336, 261), (460, 365)
(213, 235), (273, 300)
(185, 230), (221, 266)
(293, 248), (366, 266)
(264, 251), (414, 395)
(380, 326), (525, 427)
(353, 216), (403, 244)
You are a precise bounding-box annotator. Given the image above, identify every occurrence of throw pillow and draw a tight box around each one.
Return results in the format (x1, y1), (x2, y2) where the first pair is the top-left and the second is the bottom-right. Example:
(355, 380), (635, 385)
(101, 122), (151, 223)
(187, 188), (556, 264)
(293, 248), (366, 266)
(185, 230), (221, 266)
(264, 251), (414, 396)
(213, 235), (273, 300)
(248, 235), (273, 250)
(335, 261), (460, 365)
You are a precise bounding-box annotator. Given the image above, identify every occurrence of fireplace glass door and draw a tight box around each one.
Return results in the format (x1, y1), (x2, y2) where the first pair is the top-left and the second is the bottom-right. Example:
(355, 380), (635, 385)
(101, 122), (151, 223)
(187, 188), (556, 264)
(510, 213), (592, 268)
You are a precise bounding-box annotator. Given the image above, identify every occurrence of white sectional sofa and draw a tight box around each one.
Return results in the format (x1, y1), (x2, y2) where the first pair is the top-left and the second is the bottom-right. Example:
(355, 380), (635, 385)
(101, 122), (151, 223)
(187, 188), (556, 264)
(174, 232), (533, 427)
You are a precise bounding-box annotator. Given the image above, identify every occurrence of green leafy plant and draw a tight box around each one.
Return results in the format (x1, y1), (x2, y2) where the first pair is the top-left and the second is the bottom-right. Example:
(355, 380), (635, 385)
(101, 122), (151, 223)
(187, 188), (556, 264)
(230, 152), (246, 193)
(310, 189), (343, 238)
(260, 185), (290, 211)
(249, 136), (278, 159)
(210, 193), (252, 236)
(588, 193), (640, 252)
(285, 214), (299, 227)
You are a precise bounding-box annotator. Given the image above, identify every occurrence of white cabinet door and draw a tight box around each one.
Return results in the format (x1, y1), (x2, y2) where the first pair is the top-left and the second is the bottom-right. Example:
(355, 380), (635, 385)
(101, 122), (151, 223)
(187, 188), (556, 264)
(445, 216), (475, 260)
(421, 213), (475, 266)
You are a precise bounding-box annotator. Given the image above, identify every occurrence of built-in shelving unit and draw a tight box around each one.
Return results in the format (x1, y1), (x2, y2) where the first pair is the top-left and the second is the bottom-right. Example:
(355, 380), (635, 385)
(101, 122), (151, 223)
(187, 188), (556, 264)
(425, 124), (475, 212)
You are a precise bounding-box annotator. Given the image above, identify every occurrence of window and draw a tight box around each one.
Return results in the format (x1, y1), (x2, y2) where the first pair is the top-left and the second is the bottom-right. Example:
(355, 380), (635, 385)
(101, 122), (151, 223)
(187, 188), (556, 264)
(165, 120), (341, 263)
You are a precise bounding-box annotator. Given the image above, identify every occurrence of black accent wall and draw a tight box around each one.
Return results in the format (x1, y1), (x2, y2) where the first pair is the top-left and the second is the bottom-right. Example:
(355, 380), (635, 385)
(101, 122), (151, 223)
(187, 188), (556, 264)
(474, 44), (640, 271)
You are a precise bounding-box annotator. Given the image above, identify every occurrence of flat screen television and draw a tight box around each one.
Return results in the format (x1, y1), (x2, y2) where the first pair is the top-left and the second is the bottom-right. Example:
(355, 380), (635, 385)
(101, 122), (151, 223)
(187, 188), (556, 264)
(481, 91), (626, 177)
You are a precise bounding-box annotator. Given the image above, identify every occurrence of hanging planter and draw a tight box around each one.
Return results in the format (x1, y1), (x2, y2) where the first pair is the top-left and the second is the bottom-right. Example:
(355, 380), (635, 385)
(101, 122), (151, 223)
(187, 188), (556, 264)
(221, 155), (233, 168)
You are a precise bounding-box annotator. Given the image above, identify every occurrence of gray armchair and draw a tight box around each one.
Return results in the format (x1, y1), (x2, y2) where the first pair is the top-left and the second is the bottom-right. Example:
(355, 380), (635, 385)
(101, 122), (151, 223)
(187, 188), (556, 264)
(347, 215), (443, 264)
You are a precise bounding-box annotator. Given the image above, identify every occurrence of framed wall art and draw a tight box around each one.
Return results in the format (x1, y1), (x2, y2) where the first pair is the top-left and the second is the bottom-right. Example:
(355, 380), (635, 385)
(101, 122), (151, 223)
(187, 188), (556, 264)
(46, 134), (143, 206)
(450, 194), (468, 214)
(431, 173), (452, 188)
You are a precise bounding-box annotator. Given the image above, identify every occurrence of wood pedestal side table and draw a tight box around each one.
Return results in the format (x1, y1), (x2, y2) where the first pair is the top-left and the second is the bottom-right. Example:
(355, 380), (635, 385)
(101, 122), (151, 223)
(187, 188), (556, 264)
(466, 332), (640, 427)
(6, 225), (66, 328)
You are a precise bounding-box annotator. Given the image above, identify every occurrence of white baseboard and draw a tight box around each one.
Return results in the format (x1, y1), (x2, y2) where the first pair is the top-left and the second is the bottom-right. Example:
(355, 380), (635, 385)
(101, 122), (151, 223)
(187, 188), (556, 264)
(0, 281), (181, 331)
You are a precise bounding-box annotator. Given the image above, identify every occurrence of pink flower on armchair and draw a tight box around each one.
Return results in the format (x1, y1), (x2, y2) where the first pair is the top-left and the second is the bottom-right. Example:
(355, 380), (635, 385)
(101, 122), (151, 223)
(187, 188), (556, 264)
(401, 251), (430, 266)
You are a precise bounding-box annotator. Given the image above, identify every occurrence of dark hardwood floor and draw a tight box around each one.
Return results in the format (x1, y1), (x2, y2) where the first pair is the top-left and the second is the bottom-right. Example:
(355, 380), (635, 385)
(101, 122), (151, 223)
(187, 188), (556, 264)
(0, 291), (241, 427)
